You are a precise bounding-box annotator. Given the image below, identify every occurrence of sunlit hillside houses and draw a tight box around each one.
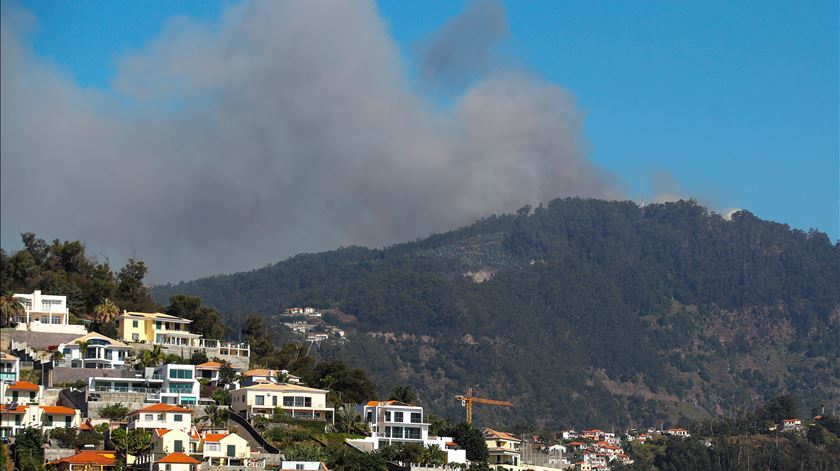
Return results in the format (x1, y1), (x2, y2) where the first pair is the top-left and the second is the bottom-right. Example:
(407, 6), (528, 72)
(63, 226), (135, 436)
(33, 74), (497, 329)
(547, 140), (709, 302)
(230, 383), (334, 421)
(57, 332), (132, 369)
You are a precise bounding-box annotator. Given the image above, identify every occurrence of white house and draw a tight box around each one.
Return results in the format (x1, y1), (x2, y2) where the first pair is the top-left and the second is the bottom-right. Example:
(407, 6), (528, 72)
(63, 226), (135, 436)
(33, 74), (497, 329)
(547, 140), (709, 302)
(154, 452), (203, 471)
(0, 404), (82, 437)
(128, 403), (194, 432)
(280, 462), (328, 470)
(12, 290), (86, 334)
(88, 364), (200, 405)
(0, 354), (19, 383)
(483, 428), (521, 469)
(58, 332), (132, 369)
(347, 401), (467, 465)
(230, 383), (333, 421)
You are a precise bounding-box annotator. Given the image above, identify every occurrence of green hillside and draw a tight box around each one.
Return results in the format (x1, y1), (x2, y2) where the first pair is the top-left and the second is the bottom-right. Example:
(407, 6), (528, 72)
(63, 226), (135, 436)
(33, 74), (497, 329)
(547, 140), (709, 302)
(152, 198), (840, 429)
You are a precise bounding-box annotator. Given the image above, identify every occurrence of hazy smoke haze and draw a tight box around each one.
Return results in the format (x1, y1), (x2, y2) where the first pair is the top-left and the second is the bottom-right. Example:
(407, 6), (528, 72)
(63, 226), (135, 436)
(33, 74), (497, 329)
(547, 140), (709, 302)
(1, 0), (624, 282)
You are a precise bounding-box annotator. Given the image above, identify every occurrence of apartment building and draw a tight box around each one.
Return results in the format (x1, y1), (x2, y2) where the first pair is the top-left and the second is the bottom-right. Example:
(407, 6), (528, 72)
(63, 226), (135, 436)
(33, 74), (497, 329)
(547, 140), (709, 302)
(88, 364), (200, 405)
(12, 290), (86, 334)
(0, 404), (82, 437)
(57, 332), (132, 369)
(230, 383), (334, 421)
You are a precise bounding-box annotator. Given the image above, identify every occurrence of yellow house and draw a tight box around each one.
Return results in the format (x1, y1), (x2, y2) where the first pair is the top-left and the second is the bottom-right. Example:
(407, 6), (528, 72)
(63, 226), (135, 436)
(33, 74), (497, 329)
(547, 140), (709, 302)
(118, 312), (201, 346)
(199, 432), (251, 466)
(152, 428), (200, 454)
(482, 428), (522, 469)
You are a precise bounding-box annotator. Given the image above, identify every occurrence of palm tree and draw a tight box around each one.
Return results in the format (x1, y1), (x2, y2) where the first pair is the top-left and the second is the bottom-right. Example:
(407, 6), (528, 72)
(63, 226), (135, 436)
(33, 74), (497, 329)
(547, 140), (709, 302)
(135, 345), (165, 369)
(328, 404), (368, 435)
(0, 292), (25, 327)
(388, 385), (417, 404)
(76, 340), (91, 357)
(421, 444), (446, 467)
(93, 298), (119, 324)
(200, 404), (229, 428)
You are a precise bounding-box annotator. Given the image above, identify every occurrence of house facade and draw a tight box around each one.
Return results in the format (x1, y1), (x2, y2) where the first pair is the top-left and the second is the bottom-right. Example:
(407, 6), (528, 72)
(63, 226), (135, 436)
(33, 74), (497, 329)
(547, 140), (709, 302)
(88, 364), (199, 405)
(128, 403), (194, 432)
(48, 450), (118, 471)
(483, 428), (522, 469)
(0, 404), (82, 437)
(230, 383), (334, 421)
(0, 354), (19, 383)
(118, 312), (201, 346)
(58, 332), (132, 369)
(12, 290), (86, 334)
(1, 380), (43, 405)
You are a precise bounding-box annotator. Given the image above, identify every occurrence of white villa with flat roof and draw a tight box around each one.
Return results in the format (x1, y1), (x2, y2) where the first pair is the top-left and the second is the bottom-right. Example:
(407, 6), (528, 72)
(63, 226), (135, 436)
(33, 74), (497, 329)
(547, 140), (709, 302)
(346, 401), (467, 465)
(0, 354), (19, 383)
(88, 364), (200, 405)
(12, 290), (86, 334)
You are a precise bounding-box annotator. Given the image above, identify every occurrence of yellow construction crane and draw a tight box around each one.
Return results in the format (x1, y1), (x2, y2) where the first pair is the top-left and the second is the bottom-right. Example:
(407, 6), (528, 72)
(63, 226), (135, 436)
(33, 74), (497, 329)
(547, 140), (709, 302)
(455, 387), (512, 424)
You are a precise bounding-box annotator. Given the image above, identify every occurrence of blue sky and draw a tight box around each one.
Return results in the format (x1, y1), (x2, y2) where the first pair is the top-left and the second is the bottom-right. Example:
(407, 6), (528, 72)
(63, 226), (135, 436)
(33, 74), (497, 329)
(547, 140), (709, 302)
(9, 0), (840, 244)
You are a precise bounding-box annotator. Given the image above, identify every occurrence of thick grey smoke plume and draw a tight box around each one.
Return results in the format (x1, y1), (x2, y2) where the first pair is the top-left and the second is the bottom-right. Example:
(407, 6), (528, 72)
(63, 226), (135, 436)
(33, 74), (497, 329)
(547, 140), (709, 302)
(1, 0), (622, 282)
(418, 0), (508, 88)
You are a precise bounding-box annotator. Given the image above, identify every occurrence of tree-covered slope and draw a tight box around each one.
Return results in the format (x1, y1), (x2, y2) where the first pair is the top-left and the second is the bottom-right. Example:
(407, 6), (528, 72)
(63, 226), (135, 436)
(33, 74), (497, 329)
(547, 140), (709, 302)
(152, 198), (840, 429)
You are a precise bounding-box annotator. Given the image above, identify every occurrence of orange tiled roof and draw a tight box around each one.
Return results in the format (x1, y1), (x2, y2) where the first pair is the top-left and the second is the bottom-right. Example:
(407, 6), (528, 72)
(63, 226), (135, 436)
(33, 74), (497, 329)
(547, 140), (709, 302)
(196, 361), (223, 370)
(8, 381), (39, 391)
(203, 433), (230, 442)
(49, 451), (116, 466)
(156, 428), (172, 437)
(133, 403), (192, 414)
(0, 405), (26, 414)
(243, 369), (271, 377)
(42, 405), (76, 415)
(482, 427), (520, 441)
(156, 453), (202, 464)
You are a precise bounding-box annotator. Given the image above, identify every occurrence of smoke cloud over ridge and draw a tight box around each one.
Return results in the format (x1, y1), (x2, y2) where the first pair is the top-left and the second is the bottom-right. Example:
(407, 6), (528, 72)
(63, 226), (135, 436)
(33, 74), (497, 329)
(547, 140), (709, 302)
(1, 0), (623, 282)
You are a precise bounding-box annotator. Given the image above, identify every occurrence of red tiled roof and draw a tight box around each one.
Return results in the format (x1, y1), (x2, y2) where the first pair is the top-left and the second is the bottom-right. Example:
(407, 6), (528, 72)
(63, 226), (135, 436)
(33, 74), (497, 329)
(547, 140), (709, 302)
(49, 451), (116, 466)
(156, 453), (202, 464)
(156, 428), (172, 437)
(8, 381), (39, 391)
(196, 361), (223, 370)
(133, 403), (192, 414)
(482, 427), (520, 441)
(203, 433), (230, 442)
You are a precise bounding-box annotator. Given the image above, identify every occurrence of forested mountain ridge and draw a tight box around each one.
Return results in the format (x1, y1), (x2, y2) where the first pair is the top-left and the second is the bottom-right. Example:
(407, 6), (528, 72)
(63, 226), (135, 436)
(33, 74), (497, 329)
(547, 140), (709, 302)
(152, 198), (840, 429)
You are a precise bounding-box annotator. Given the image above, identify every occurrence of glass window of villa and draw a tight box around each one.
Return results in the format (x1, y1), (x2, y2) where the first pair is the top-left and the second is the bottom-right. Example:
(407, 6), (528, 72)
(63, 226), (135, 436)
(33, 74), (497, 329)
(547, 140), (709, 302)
(392, 426), (403, 439)
(46, 416), (53, 426)
(157, 414), (165, 420)
(272, 396), (277, 406)
(283, 397), (294, 407)
(145, 414), (154, 421)
(65, 416), (71, 427)
(174, 414), (183, 422)
(132, 320), (139, 328)
(226, 445), (235, 457)
(384, 411), (391, 422)
(406, 427), (421, 439)
(255, 395), (265, 406)
(174, 440), (183, 452)
(206, 443), (219, 452)
(411, 412), (421, 423)
(394, 412), (403, 422)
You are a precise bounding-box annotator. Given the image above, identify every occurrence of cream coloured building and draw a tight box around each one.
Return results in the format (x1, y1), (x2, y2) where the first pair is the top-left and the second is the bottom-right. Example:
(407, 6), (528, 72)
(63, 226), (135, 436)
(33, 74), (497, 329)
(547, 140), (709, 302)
(0, 404), (82, 437)
(230, 383), (333, 421)
(128, 403), (194, 432)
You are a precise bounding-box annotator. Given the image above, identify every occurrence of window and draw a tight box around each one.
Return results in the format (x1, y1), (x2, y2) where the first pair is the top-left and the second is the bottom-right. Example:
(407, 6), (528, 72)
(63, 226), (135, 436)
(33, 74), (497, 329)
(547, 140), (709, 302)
(385, 426), (391, 437)
(367, 411), (373, 422)
(283, 397), (294, 407)
(406, 427), (421, 439)
(46, 416), (53, 426)
(410, 412), (421, 423)
(155, 321), (162, 329)
(226, 445), (236, 457)
(65, 416), (71, 427)
(384, 411), (391, 422)
(394, 412), (404, 422)
(169, 369), (193, 379)
(255, 395), (265, 406)
(145, 414), (154, 421)
(292, 396), (311, 407)
(15, 416), (21, 426)
(392, 426), (403, 439)
(174, 440), (184, 452)
(157, 414), (165, 420)
(132, 320), (139, 328)
(173, 414), (183, 422)
(206, 443), (219, 452)
(272, 396), (277, 406)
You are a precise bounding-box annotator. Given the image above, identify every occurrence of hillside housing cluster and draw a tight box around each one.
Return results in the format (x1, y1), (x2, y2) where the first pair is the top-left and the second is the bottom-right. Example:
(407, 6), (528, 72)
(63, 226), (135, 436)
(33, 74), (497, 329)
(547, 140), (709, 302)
(4, 290), (812, 471)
